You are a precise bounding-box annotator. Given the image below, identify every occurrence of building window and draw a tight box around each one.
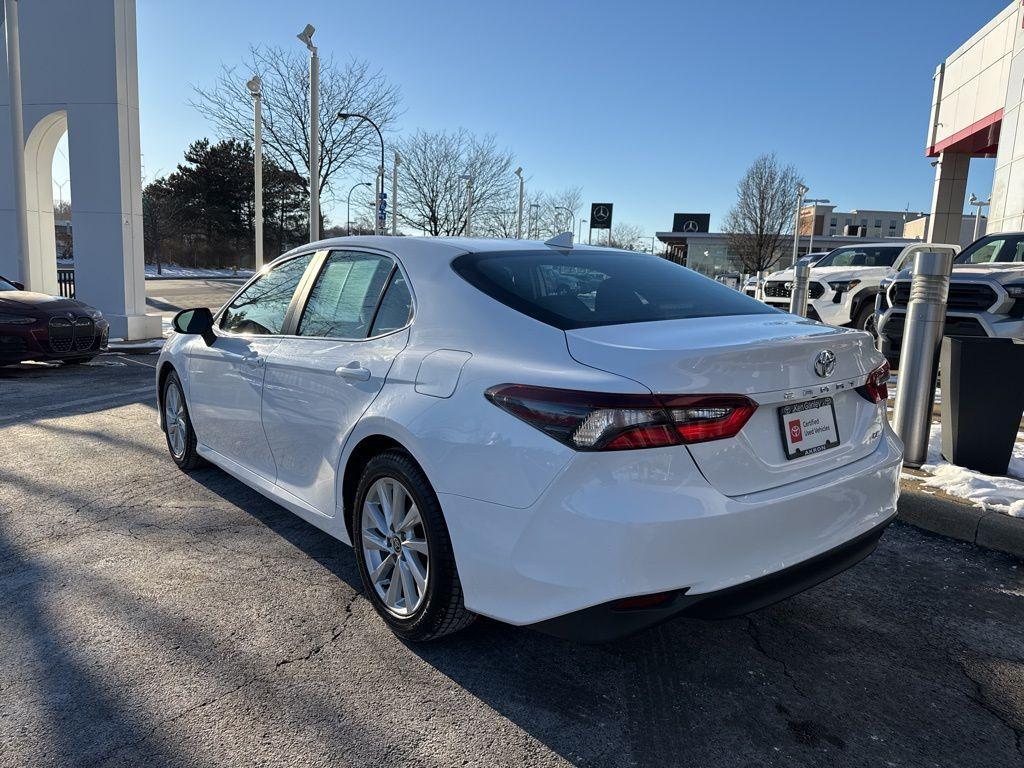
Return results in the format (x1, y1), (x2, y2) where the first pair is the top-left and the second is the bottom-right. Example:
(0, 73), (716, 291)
(830, 217), (837, 227)
(860, 218), (868, 227)
(874, 218), (882, 228)
(889, 219), (897, 230)
(829, 228), (836, 236)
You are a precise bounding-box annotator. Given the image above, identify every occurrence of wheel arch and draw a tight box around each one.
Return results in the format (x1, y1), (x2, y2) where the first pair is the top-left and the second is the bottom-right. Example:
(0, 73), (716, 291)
(850, 286), (881, 321)
(339, 427), (433, 544)
(156, 360), (178, 430)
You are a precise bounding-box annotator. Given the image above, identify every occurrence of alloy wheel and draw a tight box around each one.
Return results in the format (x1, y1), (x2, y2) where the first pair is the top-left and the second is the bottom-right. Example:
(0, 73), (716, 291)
(361, 477), (429, 617)
(164, 381), (187, 459)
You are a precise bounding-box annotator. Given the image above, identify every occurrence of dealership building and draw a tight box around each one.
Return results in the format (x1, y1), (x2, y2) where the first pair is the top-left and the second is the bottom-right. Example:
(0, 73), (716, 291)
(925, 1), (1024, 241)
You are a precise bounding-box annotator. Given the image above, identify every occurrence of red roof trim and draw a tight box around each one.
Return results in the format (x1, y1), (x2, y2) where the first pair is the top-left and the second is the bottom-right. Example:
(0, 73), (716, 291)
(926, 109), (1003, 158)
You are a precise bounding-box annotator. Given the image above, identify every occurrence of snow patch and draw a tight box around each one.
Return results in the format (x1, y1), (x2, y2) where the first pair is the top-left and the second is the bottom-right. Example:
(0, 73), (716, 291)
(145, 265), (254, 279)
(916, 424), (1024, 517)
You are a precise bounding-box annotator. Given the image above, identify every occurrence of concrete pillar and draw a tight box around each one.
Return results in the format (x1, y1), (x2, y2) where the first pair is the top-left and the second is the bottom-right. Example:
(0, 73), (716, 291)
(926, 152), (970, 245)
(0, 0), (160, 340)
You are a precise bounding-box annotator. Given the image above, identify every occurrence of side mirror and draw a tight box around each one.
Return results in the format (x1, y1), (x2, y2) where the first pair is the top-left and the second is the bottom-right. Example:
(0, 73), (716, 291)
(172, 307), (216, 345)
(12, 281), (24, 291)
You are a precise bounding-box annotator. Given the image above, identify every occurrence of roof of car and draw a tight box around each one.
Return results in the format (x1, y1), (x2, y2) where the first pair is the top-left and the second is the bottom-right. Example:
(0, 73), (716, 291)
(280, 235), (632, 261)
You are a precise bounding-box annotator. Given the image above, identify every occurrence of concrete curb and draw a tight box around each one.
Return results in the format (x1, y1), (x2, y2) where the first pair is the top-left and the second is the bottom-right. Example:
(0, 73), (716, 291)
(898, 478), (1024, 560)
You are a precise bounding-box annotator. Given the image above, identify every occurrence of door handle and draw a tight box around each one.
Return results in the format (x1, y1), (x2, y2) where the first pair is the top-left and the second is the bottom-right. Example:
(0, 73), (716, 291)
(243, 353), (264, 368)
(335, 362), (371, 381)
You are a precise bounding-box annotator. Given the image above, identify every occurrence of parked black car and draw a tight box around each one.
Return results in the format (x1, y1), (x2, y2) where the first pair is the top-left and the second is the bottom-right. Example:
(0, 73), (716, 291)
(0, 274), (109, 365)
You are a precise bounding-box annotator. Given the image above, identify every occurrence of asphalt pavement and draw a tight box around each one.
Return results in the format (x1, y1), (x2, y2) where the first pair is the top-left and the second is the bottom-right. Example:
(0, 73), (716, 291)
(144, 278), (244, 325)
(1, 354), (1023, 767)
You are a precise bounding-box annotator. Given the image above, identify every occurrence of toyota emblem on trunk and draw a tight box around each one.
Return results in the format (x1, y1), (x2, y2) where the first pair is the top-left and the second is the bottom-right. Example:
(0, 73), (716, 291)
(814, 350), (836, 378)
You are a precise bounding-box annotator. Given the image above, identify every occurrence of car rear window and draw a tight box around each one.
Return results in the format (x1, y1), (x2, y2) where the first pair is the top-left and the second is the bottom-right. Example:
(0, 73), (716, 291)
(452, 249), (778, 330)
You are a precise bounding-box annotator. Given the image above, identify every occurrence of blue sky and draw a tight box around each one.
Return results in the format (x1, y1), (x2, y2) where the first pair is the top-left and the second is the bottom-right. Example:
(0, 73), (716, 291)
(115, 0), (1012, 235)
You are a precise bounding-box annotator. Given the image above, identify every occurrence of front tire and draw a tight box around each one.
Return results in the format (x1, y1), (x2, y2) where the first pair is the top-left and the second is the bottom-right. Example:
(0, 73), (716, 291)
(163, 371), (204, 470)
(352, 450), (475, 641)
(854, 303), (876, 336)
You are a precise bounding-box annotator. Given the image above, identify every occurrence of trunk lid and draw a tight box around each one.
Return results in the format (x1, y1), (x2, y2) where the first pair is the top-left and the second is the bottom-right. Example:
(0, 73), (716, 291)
(565, 314), (886, 496)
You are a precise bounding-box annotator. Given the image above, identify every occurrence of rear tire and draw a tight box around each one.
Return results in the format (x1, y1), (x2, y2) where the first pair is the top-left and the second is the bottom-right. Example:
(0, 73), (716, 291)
(352, 450), (475, 641)
(162, 371), (204, 471)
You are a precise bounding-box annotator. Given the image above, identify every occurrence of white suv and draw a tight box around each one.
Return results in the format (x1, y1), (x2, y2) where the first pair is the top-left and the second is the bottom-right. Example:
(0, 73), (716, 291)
(879, 232), (1024, 368)
(761, 243), (957, 333)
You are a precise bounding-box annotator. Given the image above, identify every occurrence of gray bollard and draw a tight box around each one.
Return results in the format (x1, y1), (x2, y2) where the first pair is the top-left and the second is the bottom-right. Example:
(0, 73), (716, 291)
(789, 259), (811, 317)
(891, 251), (953, 468)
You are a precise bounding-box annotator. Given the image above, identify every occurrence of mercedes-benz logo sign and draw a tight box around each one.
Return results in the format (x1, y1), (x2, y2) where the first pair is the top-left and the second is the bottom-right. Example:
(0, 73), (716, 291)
(682, 220), (699, 232)
(814, 349), (836, 378)
(784, 282), (793, 291)
(594, 206), (609, 222)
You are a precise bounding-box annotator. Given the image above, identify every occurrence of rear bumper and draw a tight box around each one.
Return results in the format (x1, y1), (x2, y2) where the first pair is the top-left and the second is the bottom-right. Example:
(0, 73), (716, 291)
(531, 513), (893, 642)
(439, 426), (903, 632)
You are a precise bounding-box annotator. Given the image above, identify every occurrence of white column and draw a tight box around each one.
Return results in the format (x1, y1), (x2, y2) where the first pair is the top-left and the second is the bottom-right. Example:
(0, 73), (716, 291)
(4, 0), (30, 287)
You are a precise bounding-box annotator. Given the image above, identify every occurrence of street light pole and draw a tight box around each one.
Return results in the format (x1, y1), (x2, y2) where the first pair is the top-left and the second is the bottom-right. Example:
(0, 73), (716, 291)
(514, 167), (524, 239)
(554, 206), (574, 235)
(460, 174), (474, 237)
(337, 112), (386, 235)
(247, 76), (264, 269)
(969, 193), (990, 242)
(792, 183), (809, 265)
(4, 0), (30, 287)
(347, 182), (371, 234)
(391, 151), (400, 236)
(803, 197), (829, 257)
(297, 24), (319, 242)
(578, 219), (586, 243)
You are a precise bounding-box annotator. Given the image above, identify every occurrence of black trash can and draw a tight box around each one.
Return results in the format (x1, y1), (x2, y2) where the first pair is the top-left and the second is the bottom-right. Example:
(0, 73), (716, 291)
(940, 337), (1024, 475)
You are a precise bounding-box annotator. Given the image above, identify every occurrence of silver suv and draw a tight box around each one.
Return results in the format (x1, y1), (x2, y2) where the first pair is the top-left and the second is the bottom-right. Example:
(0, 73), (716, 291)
(878, 232), (1024, 367)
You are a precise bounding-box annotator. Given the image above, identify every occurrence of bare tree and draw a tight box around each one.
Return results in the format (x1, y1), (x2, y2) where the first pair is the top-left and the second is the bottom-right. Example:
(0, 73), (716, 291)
(397, 129), (516, 236)
(191, 47), (402, 217)
(723, 153), (803, 275)
(607, 222), (645, 250)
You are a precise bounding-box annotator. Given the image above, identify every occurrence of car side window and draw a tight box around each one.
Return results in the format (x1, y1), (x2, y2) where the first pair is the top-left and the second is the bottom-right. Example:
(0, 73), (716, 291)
(298, 250), (393, 338)
(220, 253), (314, 335)
(370, 272), (413, 336)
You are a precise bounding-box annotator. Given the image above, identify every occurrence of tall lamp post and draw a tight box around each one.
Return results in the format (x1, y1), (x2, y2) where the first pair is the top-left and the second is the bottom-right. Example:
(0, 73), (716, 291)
(391, 151), (400, 236)
(514, 167), (524, 239)
(792, 183), (809, 265)
(554, 206), (575, 235)
(338, 112), (386, 235)
(578, 218), (586, 243)
(969, 193), (990, 241)
(246, 75), (264, 269)
(297, 24), (319, 242)
(803, 197), (829, 257)
(460, 174), (474, 237)
(347, 181), (371, 234)
(5, 0), (29, 287)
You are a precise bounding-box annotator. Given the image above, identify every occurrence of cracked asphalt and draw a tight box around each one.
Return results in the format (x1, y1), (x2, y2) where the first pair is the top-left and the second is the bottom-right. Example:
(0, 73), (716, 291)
(2, 354), (1024, 767)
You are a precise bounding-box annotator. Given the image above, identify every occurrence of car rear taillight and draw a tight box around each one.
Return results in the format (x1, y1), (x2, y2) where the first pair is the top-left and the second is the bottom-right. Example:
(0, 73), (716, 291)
(485, 385), (757, 451)
(858, 361), (890, 404)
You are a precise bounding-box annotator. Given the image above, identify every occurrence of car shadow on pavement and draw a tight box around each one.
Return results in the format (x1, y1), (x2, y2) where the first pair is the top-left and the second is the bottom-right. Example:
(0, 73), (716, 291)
(183, 461), (1024, 767)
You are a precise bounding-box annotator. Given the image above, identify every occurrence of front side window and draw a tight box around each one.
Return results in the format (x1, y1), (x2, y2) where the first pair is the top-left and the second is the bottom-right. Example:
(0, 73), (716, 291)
(220, 253), (314, 335)
(298, 250), (394, 338)
(956, 234), (1024, 264)
(0, 277), (19, 292)
(814, 246), (901, 268)
(453, 250), (776, 331)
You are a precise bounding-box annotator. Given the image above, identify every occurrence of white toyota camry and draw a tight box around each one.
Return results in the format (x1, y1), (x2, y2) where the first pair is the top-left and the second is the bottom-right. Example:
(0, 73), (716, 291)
(156, 235), (901, 642)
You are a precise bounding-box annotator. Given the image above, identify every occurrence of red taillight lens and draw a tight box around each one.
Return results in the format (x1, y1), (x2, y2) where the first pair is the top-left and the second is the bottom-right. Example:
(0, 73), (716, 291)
(859, 361), (890, 404)
(485, 385), (757, 451)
